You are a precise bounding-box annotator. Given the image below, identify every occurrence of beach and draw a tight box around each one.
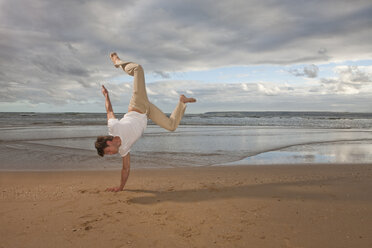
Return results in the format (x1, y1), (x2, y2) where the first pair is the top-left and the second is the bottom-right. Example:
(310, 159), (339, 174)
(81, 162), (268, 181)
(1, 112), (372, 247)
(1, 164), (371, 248)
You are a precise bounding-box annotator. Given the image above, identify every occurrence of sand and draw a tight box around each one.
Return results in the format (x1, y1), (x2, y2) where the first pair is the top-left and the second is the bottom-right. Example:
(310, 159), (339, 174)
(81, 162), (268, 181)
(1, 164), (371, 248)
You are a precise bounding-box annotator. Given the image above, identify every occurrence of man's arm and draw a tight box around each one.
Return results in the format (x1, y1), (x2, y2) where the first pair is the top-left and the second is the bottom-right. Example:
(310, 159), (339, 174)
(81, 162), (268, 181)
(101, 85), (115, 120)
(105, 153), (130, 192)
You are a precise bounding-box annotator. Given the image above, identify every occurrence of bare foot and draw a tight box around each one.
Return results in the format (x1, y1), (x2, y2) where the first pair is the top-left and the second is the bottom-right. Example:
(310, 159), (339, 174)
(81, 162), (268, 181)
(180, 94), (197, 104)
(110, 52), (123, 68)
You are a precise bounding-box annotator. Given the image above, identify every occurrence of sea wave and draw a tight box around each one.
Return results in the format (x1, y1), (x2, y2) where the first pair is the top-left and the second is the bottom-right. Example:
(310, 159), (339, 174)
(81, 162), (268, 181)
(1, 111), (372, 129)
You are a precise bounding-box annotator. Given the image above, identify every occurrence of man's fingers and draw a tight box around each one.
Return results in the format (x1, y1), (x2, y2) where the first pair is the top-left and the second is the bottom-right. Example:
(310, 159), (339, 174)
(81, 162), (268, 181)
(105, 187), (121, 192)
(101, 85), (109, 96)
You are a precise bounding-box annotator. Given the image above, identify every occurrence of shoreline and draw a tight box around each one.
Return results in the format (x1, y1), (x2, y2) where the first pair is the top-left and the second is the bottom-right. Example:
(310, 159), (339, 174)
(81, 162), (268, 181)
(2, 124), (372, 171)
(1, 163), (371, 248)
(1, 161), (372, 172)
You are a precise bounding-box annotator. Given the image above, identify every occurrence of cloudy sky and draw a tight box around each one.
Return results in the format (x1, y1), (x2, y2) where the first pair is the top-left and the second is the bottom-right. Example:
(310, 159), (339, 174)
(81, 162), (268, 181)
(1, 0), (372, 113)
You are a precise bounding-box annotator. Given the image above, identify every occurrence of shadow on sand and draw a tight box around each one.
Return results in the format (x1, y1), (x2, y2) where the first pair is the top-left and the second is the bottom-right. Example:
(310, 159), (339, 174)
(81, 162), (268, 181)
(125, 176), (366, 205)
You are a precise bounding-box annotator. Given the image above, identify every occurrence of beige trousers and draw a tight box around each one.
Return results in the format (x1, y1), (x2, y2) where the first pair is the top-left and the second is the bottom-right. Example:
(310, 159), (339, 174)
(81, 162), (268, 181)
(117, 61), (186, 132)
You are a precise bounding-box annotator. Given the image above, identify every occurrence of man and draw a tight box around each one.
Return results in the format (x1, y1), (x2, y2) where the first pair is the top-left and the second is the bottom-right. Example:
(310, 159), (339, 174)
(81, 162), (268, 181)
(95, 53), (196, 192)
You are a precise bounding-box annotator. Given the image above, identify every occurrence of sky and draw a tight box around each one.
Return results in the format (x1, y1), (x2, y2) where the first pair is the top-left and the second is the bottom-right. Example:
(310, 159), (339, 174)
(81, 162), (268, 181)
(1, 0), (372, 113)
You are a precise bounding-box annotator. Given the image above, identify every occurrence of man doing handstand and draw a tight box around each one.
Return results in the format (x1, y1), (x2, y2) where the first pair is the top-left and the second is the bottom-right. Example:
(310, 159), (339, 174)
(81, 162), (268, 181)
(95, 53), (196, 192)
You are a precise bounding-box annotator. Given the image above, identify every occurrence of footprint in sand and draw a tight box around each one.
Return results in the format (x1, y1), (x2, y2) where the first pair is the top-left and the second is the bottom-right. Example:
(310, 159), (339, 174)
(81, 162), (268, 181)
(153, 210), (168, 216)
(104, 201), (119, 206)
(220, 234), (243, 241)
(79, 214), (94, 219)
(78, 189), (101, 194)
(73, 214), (104, 233)
(176, 227), (201, 238)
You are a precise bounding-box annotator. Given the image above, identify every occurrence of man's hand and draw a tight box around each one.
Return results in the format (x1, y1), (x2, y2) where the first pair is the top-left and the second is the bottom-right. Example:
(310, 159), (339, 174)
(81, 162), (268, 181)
(101, 85), (109, 97)
(105, 186), (124, 192)
(105, 154), (131, 193)
(102, 85), (115, 120)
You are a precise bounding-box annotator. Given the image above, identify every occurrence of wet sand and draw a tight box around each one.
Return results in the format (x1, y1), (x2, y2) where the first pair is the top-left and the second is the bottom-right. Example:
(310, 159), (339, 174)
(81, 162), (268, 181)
(1, 164), (372, 248)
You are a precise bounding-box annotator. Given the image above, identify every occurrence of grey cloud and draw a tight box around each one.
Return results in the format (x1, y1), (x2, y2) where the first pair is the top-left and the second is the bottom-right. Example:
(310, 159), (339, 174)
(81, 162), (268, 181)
(289, 64), (319, 78)
(320, 66), (372, 94)
(0, 0), (372, 110)
(318, 48), (327, 55)
(304, 65), (319, 78)
(1, 1), (372, 70)
(153, 71), (171, 79)
(32, 55), (90, 77)
(109, 67), (370, 112)
(65, 43), (79, 53)
(125, 79), (372, 112)
(338, 66), (371, 83)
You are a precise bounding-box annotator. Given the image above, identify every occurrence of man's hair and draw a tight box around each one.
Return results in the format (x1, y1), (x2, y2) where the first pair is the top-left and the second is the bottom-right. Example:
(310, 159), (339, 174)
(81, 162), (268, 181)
(95, 135), (114, 157)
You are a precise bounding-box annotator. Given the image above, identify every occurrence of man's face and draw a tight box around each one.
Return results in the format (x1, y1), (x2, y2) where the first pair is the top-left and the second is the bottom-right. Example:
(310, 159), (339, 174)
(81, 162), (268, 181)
(104, 142), (119, 155)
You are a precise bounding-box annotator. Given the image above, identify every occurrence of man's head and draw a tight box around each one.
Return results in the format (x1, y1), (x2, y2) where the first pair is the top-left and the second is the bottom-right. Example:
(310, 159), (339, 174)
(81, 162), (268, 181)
(95, 135), (118, 157)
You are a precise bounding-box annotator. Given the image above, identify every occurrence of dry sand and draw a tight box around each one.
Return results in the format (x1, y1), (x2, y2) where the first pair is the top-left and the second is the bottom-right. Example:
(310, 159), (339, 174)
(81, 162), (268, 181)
(1, 164), (372, 248)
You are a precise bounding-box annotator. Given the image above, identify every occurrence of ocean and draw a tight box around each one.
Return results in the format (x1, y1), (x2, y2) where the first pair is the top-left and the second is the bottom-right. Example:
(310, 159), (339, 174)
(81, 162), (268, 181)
(1, 112), (372, 171)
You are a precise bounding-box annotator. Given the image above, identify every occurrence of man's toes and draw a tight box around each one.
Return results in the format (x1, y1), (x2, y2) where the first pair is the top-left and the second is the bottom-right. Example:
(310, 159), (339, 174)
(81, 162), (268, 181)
(187, 97), (196, 103)
(180, 95), (196, 103)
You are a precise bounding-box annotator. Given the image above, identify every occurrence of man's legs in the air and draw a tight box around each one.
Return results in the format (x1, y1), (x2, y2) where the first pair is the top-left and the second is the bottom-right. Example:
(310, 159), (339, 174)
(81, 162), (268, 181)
(110, 53), (196, 131)
(110, 53), (149, 114)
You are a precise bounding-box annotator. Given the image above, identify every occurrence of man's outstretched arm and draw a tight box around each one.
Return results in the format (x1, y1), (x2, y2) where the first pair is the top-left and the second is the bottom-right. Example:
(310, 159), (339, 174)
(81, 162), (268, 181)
(101, 85), (116, 120)
(106, 153), (130, 192)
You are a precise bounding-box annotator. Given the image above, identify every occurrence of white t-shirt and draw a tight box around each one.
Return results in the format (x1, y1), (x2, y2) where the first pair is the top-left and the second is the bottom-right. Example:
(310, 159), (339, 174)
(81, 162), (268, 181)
(107, 111), (147, 157)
